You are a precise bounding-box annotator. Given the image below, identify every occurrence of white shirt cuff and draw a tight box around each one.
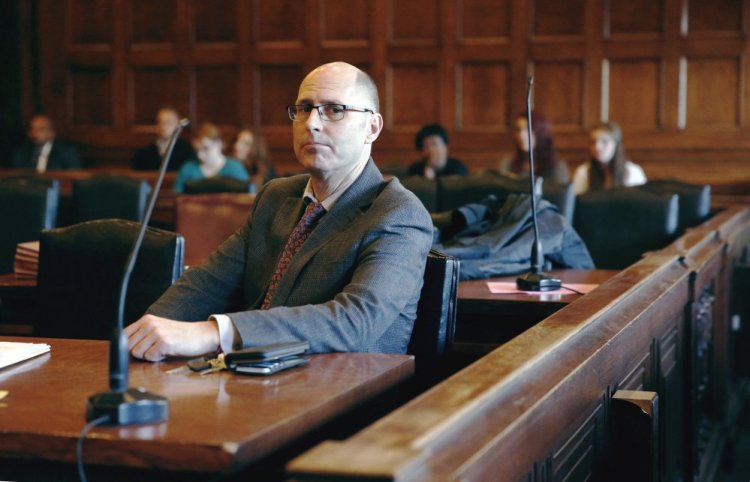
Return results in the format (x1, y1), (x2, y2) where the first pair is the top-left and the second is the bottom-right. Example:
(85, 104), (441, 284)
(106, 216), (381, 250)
(209, 314), (240, 353)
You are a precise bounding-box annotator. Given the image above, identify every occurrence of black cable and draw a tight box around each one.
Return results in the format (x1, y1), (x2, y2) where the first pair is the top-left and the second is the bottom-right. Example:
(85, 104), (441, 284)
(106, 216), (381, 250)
(560, 284), (585, 295)
(77, 414), (110, 482)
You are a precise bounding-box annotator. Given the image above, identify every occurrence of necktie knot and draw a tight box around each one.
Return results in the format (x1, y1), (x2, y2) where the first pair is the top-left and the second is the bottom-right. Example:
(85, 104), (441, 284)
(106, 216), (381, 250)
(299, 201), (325, 228)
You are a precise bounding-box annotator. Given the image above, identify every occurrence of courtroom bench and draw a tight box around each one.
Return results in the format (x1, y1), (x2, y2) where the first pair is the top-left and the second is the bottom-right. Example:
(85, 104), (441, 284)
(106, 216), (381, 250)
(287, 204), (750, 482)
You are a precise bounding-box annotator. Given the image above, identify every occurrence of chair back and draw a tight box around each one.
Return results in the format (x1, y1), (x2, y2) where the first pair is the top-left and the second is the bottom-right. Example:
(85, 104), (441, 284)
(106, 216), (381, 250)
(0, 178), (59, 274)
(636, 179), (710, 233)
(439, 173), (529, 212)
(183, 177), (252, 194)
(573, 187), (679, 269)
(73, 175), (151, 222)
(175, 193), (255, 265)
(35, 219), (184, 339)
(542, 180), (576, 224)
(400, 176), (439, 212)
(407, 249), (460, 375)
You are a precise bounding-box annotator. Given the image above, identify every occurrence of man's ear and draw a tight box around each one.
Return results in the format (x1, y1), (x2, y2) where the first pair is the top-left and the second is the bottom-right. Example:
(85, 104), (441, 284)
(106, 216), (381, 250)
(365, 113), (384, 144)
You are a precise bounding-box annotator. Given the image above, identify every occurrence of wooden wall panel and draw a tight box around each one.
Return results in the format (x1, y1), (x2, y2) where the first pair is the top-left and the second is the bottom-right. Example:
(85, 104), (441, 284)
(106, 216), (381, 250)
(194, 0), (238, 43)
(322, 0), (370, 43)
(130, 0), (176, 45)
(686, 57), (740, 128)
(533, 61), (584, 128)
(68, 0), (112, 45)
(69, 66), (112, 126)
(533, 0), (585, 37)
(195, 67), (240, 127)
(256, 0), (303, 44)
(258, 64), (304, 126)
(389, 0), (439, 44)
(458, 0), (511, 42)
(130, 68), (181, 127)
(606, 0), (663, 37)
(19, 0), (750, 193)
(608, 59), (660, 129)
(388, 64), (440, 128)
(459, 62), (509, 131)
(688, 0), (743, 33)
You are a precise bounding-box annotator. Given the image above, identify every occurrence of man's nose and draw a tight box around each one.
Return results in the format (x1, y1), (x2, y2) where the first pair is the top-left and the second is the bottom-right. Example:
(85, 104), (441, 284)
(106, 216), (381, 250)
(305, 108), (324, 130)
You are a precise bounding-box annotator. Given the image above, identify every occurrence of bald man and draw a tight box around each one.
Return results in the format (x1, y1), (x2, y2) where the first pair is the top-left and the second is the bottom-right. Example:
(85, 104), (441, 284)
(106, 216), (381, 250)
(126, 62), (433, 360)
(12, 114), (81, 172)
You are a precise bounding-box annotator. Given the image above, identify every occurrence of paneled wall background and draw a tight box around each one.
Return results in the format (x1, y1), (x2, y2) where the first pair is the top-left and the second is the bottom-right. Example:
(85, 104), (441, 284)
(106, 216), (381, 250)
(16, 0), (750, 186)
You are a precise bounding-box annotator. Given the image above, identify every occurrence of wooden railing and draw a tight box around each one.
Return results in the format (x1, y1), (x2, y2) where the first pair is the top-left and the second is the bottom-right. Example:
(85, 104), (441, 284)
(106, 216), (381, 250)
(287, 205), (750, 482)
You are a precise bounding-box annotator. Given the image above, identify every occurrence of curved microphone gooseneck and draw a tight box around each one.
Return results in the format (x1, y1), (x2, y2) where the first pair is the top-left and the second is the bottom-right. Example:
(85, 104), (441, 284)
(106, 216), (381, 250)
(515, 78), (561, 291)
(86, 118), (189, 425)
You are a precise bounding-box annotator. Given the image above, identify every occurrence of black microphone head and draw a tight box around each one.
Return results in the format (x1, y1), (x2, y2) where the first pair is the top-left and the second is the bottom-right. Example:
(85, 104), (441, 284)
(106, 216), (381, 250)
(178, 118), (190, 128)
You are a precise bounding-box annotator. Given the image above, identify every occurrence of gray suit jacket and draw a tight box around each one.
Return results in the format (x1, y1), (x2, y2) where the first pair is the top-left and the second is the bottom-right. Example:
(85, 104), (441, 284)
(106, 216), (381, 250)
(148, 159), (433, 354)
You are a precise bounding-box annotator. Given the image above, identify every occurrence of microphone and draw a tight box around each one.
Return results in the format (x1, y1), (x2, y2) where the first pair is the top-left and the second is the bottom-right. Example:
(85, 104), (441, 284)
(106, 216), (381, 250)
(86, 118), (189, 424)
(515, 79), (561, 292)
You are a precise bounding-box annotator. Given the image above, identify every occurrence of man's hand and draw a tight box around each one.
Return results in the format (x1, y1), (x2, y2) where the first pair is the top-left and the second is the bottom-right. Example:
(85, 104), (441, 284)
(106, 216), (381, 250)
(125, 314), (220, 362)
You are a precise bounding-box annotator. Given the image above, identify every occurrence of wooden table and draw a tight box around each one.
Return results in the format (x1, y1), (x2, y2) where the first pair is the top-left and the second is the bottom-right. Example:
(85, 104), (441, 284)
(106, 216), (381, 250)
(0, 337), (414, 481)
(455, 270), (619, 353)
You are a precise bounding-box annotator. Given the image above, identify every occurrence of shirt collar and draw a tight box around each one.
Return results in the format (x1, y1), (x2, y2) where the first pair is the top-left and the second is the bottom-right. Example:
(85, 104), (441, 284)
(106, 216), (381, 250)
(302, 157), (369, 211)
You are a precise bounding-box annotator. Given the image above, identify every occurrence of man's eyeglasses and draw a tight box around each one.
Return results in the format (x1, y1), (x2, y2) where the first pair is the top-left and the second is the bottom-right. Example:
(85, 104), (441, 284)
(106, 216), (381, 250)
(287, 104), (374, 122)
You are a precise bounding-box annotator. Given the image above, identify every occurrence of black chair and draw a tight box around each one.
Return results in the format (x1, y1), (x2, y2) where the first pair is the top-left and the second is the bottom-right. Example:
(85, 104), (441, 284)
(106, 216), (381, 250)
(439, 173), (530, 212)
(183, 177), (252, 194)
(72, 175), (151, 222)
(399, 176), (440, 212)
(407, 249), (460, 383)
(35, 219), (184, 340)
(636, 179), (710, 234)
(0, 178), (59, 274)
(573, 187), (679, 269)
(542, 180), (576, 224)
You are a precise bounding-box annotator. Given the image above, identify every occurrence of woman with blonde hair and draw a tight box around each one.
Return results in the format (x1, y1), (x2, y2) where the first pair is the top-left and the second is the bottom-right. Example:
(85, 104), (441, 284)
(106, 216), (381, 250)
(173, 122), (249, 192)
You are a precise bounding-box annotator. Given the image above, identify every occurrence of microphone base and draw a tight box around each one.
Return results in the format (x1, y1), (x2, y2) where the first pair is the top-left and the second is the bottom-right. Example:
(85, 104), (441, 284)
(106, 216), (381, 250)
(86, 387), (169, 425)
(516, 272), (562, 292)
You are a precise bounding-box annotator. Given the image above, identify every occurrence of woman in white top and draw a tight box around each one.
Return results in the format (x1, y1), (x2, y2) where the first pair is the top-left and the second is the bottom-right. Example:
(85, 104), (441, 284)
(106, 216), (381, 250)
(572, 122), (646, 195)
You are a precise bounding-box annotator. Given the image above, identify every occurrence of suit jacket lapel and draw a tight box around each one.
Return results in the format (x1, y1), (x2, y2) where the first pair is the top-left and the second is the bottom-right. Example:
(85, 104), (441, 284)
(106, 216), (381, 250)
(269, 159), (384, 307)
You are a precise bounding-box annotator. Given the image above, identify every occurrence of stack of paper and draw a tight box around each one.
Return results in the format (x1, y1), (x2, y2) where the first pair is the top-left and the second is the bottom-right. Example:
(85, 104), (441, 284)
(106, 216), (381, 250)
(0, 341), (51, 370)
(13, 241), (39, 279)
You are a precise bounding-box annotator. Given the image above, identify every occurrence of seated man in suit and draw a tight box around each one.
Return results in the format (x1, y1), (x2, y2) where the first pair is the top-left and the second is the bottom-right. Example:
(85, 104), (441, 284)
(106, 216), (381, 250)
(407, 123), (468, 180)
(126, 62), (434, 360)
(12, 114), (81, 172)
(130, 106), (196, 171)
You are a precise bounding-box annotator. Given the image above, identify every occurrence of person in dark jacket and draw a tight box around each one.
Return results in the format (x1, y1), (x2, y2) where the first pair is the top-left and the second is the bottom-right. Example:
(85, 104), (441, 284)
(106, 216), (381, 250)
(131, 107), (196, 171)
(407, 123), (468, 179)
(12, 114), (81, 172)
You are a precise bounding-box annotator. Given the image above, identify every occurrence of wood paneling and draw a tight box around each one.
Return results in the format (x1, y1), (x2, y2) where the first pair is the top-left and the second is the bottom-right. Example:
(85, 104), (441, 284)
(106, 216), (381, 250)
(195, 67), (240, 127)
(389, 0), (439, 44)
(130, 0), (176, 44)
(533, 0), (585, 37)
(688, 0), (743, 33)
(686, 57), (740, 128)
(69, 0), (112, 45)
(18, 0), (750, 197)
(69, 66), (112, 126)
(458, 0), (511, 42)
(608, 59), (661, 129)
(459, 62), (509, 130)
(194, 0), (238, 43)
(607, 0), (664, 37)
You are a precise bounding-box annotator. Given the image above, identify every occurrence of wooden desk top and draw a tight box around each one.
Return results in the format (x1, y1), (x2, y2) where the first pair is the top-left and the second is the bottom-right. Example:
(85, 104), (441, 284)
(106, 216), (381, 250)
(459, 269), (620, 306)
(0, 337), (414, 474)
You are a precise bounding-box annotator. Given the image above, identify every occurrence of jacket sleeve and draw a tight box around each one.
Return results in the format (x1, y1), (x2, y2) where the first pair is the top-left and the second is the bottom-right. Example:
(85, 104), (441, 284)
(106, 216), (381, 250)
(227, 199), (434, 353)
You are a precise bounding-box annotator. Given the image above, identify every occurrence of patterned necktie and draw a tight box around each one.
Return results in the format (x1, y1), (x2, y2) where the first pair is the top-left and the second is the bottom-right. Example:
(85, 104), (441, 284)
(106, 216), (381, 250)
(261, 201), (326, 309)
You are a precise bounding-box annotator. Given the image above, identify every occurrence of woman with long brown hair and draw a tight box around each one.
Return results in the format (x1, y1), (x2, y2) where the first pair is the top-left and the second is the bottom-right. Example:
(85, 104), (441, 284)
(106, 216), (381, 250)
(499, 110), (569, 183)
(572, 122), (646, 194)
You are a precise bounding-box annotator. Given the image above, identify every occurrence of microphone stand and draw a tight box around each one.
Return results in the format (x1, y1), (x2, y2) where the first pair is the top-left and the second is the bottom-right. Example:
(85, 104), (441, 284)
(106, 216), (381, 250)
(516, 78), (562, 292)
(86, 119), (189, 425)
